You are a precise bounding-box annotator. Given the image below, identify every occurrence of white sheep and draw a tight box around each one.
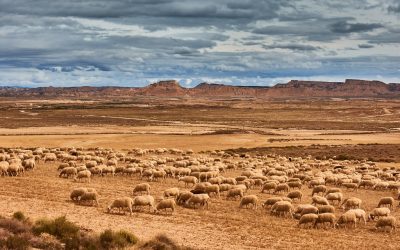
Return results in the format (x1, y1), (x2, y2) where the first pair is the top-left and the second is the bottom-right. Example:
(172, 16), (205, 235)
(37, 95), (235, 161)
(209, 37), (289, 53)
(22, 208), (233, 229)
(133, 183), (151, 195)
(133, 195), (156, 212)
(164, 188), (180, 199)
(349, 208), (367, 225)
(79, 192), (99, 206)
(156, 199), (176, 214)
(311, 196), (329, 206)
(74, 170), (91, 182)
(0, 161), (9, 176)
(375, 216), (396, 232)
(186, 193), (210, 209)
(22, 159), (35, 170)
(311, 185), (327, 196)
(325, 187), (341, 195)
(336, 210), (357, 228)
(325, 192), (343, 205)
(342, 183), (359, 191)
(205, 185), (220, 198)
(108, 197), (134, 215)
(226, 188), (244, 200)
(261, 197), (280, 209)
(273, 183), (289, 194)
(377, 197), (395, 210)
(177, 191), (193, 205)
(239, 195), (258, 209)
(261, 182), (277, 194)
(341, 197), (362, 210)
(314, 213), (336, 229)
(368, 207), (391, 221)
(70, 187), (89, 201)
(219, 184), (232, 193)
(270, 201), (294, 218)
(299, 206), (319, 217)
(44, 153), (57, 162)
(298, 214), (318, 228)
(59, 167), (77, 178)
(178, 176), (198, 187)
(287, 190), (302, 202)
(318, 205), (335, 214)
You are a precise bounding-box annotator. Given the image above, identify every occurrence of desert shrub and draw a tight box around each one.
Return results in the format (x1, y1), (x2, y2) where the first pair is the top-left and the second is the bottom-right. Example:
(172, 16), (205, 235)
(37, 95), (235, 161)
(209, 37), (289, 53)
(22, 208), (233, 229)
(0, 234), (30, 250)
(0, 218), (31, 234)
(12, 211), (26, 222)
(0, 228), (11, 240)
(99, 229), (138, 249)
(116, 230), (138, 246)
(77, 232), (101, 250)
(140, 233), (191, 250)
(30, 233), (63, 250)
(32, 216), (79, 242)
(335, 154), (353, 161)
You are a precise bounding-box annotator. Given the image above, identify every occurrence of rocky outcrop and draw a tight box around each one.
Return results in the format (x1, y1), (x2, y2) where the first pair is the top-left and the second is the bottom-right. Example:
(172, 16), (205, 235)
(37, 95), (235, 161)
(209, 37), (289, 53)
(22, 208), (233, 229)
(0, 79), (398, 99)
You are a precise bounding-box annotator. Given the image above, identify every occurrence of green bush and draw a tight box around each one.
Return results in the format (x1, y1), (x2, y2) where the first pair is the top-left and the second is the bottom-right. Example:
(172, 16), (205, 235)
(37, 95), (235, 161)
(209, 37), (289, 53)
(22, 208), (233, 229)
(32, 216), (79, 241)
(100, 229), (138, 249)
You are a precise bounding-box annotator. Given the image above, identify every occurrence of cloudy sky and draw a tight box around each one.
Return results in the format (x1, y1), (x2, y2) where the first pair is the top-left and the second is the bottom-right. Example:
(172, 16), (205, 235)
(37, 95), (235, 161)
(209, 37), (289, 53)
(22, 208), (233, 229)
(0, 0), (399, 87)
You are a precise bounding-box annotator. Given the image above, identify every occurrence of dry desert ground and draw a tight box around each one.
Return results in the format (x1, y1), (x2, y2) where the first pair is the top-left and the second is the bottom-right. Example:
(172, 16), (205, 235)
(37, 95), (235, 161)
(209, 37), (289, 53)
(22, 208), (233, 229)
(1, 97), (400, 249)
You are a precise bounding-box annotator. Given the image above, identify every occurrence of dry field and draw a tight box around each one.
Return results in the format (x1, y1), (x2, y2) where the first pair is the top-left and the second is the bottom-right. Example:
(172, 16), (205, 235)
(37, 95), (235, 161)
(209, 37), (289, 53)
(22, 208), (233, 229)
(0, 97), (400, 249)
(1, 152), (400, 249)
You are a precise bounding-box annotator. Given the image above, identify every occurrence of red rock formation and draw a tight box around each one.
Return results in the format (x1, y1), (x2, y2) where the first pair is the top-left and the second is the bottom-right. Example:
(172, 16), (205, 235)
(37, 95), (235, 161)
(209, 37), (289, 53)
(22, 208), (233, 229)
(0, 79), (398, 99)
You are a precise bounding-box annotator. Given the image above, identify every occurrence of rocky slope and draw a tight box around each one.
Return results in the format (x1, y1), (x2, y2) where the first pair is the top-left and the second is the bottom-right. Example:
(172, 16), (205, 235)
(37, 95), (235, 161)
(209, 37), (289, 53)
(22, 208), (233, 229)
(0, 79), (399, 99)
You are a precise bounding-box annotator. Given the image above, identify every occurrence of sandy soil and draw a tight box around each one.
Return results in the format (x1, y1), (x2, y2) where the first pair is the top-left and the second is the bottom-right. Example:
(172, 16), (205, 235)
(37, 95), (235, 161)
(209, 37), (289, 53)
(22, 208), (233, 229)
(0, 125), (399, 151)
(1, 159), (400, 250)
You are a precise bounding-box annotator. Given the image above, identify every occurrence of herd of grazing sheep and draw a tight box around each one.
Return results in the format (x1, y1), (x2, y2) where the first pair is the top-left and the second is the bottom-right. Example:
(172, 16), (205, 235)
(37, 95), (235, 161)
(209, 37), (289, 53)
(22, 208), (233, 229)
(1, 146), (399, 232)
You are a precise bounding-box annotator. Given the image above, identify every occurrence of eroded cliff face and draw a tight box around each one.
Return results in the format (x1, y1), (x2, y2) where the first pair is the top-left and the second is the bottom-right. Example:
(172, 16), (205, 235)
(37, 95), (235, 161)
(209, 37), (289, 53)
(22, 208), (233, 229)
(0, 79), (399, 99)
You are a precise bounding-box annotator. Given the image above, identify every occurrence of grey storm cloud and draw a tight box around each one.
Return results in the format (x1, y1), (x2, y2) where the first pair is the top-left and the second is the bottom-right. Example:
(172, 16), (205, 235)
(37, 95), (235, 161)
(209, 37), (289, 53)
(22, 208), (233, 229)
(0, 0), (399, 87)
(0, 0), (288, 26)
(263, 44), (321, 51)
(388, 3), (400, 12)
(329, 20), (383, 33)
(358, 44), (374, 49)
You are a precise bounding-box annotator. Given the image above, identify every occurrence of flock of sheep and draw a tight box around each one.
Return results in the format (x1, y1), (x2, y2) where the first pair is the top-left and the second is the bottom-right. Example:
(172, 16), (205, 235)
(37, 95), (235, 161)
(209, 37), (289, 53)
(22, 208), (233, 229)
(1, 146), (399, 232)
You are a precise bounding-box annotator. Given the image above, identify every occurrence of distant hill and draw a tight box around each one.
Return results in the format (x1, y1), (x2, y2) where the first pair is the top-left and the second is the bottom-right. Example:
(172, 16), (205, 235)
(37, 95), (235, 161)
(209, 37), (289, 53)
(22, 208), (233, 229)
(0, 79), (399, 99)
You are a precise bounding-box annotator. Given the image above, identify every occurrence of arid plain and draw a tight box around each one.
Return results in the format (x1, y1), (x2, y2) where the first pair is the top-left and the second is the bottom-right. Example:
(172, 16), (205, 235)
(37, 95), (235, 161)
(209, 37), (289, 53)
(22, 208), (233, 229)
(1, 96), (400, 249)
